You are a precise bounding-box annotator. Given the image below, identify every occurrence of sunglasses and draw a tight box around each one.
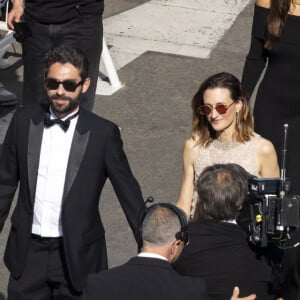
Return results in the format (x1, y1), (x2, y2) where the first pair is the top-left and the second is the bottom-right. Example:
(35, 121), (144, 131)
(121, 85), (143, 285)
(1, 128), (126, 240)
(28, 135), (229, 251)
(198, 102), (235, 116)
(45, 78), (84, 92)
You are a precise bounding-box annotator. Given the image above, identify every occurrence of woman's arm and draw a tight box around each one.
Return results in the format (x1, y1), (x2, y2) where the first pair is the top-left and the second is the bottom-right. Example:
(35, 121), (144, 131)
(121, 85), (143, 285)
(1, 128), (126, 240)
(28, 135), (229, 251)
(177, 138), (197, 217)
(256, 137), (280, 178)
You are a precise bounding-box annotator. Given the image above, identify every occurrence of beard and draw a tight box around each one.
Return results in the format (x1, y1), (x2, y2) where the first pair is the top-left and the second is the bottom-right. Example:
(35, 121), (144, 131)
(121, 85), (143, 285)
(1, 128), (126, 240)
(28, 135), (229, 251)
(49, 94), (80, 116)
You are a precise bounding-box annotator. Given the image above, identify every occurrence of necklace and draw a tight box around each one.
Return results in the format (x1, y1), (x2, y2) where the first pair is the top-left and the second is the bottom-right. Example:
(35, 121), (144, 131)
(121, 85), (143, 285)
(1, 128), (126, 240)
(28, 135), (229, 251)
(213, 139), (239, 151)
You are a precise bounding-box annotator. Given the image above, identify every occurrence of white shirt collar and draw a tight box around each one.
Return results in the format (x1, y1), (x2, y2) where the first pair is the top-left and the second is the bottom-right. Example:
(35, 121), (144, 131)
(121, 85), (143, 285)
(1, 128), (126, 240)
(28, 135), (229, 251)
(137, 252), (168, 261)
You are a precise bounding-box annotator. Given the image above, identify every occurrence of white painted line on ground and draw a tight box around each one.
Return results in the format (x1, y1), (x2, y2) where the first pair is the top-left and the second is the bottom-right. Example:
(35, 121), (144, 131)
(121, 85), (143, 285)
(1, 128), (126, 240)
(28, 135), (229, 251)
(103, 0), (251, 70)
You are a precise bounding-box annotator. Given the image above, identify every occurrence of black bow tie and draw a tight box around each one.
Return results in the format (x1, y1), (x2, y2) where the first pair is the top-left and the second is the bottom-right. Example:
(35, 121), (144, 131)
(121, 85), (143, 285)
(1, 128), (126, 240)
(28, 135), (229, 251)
(44, 111), (79, 132)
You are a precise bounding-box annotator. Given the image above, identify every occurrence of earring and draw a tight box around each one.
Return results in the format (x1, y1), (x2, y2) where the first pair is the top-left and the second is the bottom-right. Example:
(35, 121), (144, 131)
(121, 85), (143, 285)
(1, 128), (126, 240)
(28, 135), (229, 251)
(236, 111), (240, 126)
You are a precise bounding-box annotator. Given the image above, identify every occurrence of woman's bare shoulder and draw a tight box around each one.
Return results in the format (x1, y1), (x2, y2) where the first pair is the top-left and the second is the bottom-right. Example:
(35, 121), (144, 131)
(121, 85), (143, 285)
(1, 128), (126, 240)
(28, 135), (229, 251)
(184, 135), (199, 149)
(256, 0), (271, 9)
(256, 136), (279, 177)
(257, 136), (276, 155)
(182, 137), (199, 165)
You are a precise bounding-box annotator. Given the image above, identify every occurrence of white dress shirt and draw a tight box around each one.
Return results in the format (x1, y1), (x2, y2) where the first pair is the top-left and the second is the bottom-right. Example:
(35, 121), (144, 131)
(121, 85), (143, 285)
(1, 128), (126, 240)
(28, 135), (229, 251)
(31, 108), (79, 237)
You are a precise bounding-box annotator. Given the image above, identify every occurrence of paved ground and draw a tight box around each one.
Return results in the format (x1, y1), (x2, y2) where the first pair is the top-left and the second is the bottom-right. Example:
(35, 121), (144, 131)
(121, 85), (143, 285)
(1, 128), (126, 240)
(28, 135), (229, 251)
(0, 0), (255, 297)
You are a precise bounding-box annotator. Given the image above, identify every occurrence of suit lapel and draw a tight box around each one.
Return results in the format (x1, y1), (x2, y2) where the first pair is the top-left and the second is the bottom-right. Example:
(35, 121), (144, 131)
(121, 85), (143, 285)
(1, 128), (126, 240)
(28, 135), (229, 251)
(27, 107), (47, 205)
(62, 110), (90, 201)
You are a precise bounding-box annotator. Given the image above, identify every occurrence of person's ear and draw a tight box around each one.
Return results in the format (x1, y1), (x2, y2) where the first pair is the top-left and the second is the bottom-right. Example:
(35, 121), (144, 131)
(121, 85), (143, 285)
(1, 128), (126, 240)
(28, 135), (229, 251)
(81, 77), (91, 94)
(235, 98), (243, 112)
(170, 240), (181, 255)
(175, 239), (181, 247)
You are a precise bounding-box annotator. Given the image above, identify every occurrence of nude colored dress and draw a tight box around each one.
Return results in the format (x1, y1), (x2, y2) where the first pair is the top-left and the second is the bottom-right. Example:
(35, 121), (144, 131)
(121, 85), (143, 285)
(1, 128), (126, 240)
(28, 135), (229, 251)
(191, 133), (260, 216)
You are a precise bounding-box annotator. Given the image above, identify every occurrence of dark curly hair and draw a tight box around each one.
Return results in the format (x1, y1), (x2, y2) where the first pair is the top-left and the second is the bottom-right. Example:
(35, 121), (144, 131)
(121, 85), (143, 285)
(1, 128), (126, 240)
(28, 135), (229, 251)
(44, 46), (89, 80)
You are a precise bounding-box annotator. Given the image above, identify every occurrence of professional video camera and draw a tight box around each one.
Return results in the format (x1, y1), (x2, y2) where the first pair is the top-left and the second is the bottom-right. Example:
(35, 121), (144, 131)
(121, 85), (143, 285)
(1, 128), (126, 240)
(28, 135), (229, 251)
(247, 124), (300, 248)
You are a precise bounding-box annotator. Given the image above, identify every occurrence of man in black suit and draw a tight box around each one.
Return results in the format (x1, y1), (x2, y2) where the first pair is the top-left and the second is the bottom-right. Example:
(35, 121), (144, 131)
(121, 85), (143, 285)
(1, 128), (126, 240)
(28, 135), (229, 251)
(82, 203), (256, 300)
(0, 47), (146, 299)
(174, 164), (272, 299)
(82, 203), (208, 300)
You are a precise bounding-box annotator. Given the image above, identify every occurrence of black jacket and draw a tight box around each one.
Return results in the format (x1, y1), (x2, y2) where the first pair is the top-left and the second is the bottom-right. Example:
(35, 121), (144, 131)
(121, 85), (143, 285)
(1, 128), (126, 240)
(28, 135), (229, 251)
(82, 257), (208, 300)
(0, 104), (145, 292)
(174, 220), (272, 299)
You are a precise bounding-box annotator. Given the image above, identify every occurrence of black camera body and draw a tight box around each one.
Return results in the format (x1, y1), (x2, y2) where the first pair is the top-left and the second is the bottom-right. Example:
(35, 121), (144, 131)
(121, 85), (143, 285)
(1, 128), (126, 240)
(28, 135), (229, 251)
(247, 177), (300, 247)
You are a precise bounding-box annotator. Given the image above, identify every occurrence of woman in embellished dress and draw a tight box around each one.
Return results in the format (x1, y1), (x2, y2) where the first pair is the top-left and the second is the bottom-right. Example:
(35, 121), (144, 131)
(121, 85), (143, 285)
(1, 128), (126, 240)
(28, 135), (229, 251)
(176, 72), (279, 218)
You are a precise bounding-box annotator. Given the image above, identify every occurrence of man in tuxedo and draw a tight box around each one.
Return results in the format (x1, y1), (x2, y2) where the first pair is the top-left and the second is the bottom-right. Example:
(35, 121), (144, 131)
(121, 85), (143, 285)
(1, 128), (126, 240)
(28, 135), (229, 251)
(82, 203), (256, 300)
(0, 46), (146, 299)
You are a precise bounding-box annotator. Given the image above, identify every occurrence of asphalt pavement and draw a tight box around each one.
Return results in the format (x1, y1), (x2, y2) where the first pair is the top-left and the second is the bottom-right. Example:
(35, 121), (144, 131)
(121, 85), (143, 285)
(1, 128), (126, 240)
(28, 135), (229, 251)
(0, 0), (255, 297)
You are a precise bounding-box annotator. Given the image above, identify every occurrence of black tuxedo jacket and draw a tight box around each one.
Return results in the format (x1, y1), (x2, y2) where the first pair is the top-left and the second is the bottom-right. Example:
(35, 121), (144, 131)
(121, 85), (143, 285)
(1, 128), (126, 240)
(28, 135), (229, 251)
(174, 220), (272, 300)
(0, 104), (146, 292)
(82, 257), (208, 300)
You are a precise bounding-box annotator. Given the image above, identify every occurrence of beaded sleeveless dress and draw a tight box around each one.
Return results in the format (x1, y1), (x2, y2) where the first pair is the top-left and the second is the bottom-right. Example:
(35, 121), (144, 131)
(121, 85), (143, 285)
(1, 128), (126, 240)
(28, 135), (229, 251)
(191, 133), (260, 215)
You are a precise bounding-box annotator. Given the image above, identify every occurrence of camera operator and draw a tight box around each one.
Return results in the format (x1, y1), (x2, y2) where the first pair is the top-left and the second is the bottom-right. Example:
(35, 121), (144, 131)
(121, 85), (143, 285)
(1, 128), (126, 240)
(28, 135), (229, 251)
(174, 163), (274, 299)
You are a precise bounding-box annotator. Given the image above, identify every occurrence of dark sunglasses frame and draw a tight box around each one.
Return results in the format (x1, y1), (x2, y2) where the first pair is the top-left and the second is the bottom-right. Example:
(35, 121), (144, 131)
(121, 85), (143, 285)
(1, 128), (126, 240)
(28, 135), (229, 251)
(45, 78), (84, 92)
(198, 102), (235, 116)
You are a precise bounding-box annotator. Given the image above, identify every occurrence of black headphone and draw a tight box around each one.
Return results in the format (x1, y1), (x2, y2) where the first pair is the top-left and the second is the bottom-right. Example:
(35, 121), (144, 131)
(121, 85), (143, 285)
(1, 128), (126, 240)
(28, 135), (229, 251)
(144, 197), (189, 246)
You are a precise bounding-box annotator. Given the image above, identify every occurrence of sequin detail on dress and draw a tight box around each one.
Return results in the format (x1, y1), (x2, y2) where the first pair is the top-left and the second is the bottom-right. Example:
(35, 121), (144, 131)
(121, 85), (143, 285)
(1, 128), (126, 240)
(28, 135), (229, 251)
(191, 133), (259, 216)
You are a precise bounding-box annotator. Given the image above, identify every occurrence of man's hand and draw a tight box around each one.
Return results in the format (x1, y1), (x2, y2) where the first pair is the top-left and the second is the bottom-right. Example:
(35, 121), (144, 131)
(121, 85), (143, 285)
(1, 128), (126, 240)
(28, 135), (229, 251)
(7, 0), (24, 30)
(231, 287), (256, 300)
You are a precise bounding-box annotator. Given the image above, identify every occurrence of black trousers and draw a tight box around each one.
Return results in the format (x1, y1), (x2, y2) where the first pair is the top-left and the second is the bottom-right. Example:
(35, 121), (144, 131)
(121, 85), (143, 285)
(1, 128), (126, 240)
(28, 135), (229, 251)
(7, 235), (82, 300)
(21, 13), (103, 111)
